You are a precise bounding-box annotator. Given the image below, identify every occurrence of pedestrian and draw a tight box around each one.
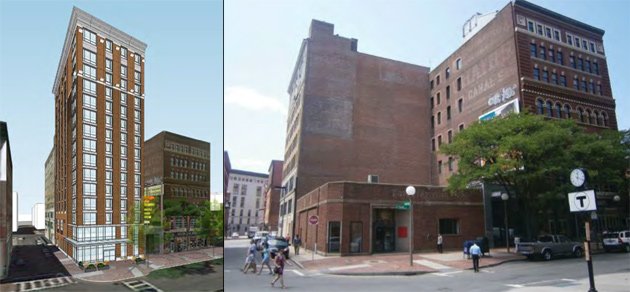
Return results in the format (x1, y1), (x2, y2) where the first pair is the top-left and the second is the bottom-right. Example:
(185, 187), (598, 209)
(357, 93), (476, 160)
(258, 246), (273, 275)
(271, 248), (287, 289)
(437, 234), (443, 253)
(470, 242), (481, 272)
(293, 234), (302, 255)
(242, 240), (258, 274)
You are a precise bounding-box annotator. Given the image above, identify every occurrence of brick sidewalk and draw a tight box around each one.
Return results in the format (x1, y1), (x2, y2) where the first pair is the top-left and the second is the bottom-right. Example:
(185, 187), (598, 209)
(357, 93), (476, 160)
(55, 247), (224, 283)
(291, 248), (524, 275)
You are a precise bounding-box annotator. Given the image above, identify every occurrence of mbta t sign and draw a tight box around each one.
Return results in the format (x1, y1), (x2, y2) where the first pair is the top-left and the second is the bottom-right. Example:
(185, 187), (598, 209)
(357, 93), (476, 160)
(308, 215), (319, 225)
(568, 190), (597, 212)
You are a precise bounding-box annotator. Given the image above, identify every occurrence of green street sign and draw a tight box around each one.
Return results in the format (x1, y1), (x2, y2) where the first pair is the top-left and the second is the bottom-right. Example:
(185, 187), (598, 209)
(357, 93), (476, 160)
(395, 202), (410, 210)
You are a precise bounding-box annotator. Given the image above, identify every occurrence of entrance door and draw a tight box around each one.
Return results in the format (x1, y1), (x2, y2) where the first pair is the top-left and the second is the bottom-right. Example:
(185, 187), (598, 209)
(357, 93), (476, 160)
(328, 221), (340, 253)
(373, 209), (395, 253)
(103, 244), (115, 261)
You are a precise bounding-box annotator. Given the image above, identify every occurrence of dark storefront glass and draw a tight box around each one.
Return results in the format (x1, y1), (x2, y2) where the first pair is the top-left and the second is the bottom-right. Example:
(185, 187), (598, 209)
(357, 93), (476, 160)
(350, 222), (362, 253)
(328, 221), (340, 253)
(373, 209), (395, 253)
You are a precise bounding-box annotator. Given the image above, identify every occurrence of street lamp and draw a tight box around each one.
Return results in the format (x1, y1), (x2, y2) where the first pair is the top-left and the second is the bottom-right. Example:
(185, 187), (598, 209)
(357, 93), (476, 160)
(501, 193), (509, 253)
(406, 185), (416, 266)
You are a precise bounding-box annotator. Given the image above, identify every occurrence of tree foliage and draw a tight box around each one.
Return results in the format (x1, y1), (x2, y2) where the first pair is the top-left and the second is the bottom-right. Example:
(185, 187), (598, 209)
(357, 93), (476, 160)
(440, 113), (627, 237)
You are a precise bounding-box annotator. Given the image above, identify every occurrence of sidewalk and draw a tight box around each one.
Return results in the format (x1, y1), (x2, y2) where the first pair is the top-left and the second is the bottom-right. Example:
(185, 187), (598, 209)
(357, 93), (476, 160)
(290, 248), (524, 276)
(55, 247), (224, 283)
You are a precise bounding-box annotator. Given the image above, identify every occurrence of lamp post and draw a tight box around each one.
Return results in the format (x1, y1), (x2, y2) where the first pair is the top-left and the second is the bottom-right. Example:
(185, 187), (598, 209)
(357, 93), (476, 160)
(406, 185), (416, 266)
(501, 193), (509, 253)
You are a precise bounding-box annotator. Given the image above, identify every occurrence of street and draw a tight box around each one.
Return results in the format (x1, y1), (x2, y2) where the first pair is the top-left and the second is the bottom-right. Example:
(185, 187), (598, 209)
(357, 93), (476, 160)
(225, 238), (630, 291)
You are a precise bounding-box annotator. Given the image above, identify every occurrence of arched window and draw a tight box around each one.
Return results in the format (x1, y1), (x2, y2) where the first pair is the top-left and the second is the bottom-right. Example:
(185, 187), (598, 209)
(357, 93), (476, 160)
(536, 99), (544, 115)
(564, 104), (572, 119)
(585, 109), (591, 124)
(555, 103), (562, 118)
(577, 107), (584, 123)
(602, 112), (608, 127)
(591, 111), (598, 126)
(597, 111), (604, 126)
(546, 101), (553, 117)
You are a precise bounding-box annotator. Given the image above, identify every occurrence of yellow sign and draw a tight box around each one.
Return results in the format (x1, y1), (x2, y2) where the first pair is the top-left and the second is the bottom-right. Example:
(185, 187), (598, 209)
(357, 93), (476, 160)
(144, 185), (163, 197)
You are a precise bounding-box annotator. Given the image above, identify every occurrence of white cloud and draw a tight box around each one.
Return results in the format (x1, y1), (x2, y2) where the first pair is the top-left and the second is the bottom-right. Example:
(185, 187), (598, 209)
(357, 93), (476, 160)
(225, 86), (286, 113)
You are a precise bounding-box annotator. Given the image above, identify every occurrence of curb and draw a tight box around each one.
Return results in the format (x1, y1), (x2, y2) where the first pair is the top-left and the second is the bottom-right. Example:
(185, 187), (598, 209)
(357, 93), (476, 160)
(288, 258), (305, 270)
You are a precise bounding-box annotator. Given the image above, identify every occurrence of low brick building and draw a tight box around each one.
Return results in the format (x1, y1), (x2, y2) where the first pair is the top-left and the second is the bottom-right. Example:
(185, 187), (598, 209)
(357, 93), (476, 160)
(296, 182), (483, 256)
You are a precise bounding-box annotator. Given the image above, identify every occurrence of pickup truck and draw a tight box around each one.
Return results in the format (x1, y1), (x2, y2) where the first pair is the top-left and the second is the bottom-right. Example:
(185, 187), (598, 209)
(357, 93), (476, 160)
(518, 234), (583, 261)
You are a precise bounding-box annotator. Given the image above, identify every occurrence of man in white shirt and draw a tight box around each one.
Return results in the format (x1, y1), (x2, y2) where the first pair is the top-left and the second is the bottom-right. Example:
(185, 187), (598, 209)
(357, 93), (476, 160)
(470, 243), (481, 272)
(437, 234), (443, 253)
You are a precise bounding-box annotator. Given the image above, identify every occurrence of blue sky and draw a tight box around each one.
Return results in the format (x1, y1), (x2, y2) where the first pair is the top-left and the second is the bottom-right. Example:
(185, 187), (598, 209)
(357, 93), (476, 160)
(0, 0), (223, 215)
(225, 0), (630, 174)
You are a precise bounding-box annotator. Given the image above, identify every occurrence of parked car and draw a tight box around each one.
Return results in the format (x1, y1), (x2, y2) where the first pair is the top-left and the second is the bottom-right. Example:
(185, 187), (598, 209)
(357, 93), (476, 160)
(231, 232), (240, 239)
(602, 230), (630, 253)
(518, 234), (583, 261)
(267, 236), (290, 259)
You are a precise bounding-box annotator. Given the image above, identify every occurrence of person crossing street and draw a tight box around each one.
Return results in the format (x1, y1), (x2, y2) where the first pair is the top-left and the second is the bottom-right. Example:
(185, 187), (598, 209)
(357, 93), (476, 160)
(470, 242), (481, 272)
(292, 234), (302, 256)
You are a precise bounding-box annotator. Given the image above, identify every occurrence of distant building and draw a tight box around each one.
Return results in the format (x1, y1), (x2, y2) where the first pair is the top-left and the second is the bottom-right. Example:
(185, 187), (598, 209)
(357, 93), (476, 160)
(143, 131), (211, 253)
(32, 203), (45, 230)
(227, 169), (268, 235)
(45, 148), (55, 243)
(264, 160), (283, 232)
(0, 121), (13, 279)
(223, 151), (231, 235)
(12, 192), (17, 232)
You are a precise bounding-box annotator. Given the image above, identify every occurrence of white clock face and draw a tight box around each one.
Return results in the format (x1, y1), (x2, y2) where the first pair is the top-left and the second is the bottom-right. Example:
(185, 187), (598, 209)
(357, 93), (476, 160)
(570, 169), (585, 187)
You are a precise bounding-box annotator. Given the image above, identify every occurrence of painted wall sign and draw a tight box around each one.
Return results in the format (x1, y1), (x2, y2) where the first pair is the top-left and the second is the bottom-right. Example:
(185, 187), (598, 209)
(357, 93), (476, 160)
(487, 84), (517, 107)
(479, 98), (520, 121)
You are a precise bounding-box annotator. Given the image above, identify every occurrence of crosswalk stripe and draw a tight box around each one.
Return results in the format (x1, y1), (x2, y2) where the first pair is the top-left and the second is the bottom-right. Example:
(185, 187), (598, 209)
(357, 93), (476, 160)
(291, 270), (304, 276)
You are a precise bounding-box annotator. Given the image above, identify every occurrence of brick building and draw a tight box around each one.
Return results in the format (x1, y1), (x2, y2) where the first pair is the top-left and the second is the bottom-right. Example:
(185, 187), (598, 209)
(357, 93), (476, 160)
(296, 183), (483, 255)
(289, 0), (621, 255)
(45, 148), (55, 244)
(143, 131), (211, 253)
(263, 160), (283, 232)
(0, 121), (13, 279)
(53, 7), (147, 263)
(279, 19), (432, 237)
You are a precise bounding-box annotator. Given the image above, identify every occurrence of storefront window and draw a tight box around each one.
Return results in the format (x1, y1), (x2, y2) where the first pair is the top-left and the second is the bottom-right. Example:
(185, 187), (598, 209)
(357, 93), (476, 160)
(328, 221), (340, 253)
(350, 222), (362, 253)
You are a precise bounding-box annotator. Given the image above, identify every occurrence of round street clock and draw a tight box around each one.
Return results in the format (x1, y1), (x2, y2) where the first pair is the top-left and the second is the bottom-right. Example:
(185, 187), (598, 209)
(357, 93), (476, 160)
(570, 168), (586, 187)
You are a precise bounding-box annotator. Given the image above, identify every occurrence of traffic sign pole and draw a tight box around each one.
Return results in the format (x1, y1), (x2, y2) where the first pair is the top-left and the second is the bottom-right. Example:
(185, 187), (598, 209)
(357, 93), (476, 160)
(585, 220), (597, 292)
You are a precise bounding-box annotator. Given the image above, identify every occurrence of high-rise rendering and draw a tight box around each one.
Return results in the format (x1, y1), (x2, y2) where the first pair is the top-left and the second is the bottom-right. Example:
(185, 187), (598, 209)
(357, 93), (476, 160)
(0, 121), (13, 279)
(53, 7), (147, 263)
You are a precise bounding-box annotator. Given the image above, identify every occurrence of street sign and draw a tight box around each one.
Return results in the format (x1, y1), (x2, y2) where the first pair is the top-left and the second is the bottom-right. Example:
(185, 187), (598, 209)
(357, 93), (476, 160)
(395, 202), (410, 210)
(568, 190), (597, 212)
(308, 215), (319, 225)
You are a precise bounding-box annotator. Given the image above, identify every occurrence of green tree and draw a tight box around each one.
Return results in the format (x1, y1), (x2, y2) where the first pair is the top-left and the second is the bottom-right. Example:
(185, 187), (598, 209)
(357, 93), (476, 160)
(441, 113), (627, 238)
(164, 198), (201, 251)
(196, 200), (223, 247)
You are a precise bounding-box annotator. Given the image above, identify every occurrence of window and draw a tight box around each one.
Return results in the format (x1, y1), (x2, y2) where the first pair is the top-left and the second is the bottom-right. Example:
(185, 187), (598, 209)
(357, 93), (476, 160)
(121, 65), (127, 78)
(557, 51), (563, 65)
(106, 101), (112, 113)
(437, 112), (442, 124)
(560, 75), (567, 87)
(121, 199), (127, 211)
(106, 170), (112, 182)
(106, 157), (112, 168)
(106, 213), (112, 224)
(106, 129), (112, 141)
(83, 29), (96, 45)
(536, 24), (543, 35)
(554, 30), (560, 41)
(570, 56), (576, 68)
(121, 159), (126, 171)
(593, 62), (599, 75)
(527, 20), (534, 32)
(121, 146), (127, 157)
(456, 58), (462, 70)
(445, 67), (450, 79)
(121, 213), (126, 224)
(530, 43), (537, 57)
(577, 58), (583, 71)
(83, 138), (96, 152)
(567, 33), (573, 46)
(590, 42), (596, 53)
(106, 39), (112, 51)
(83, 79), (96, 94)
(549, 49), (555, 63)
(84, 183), (96, 196)
(438, 160), (443, 174)
(581, 80), (587, 92)
(134, 97), (141, 108)
(83, 212), (96, 225)
(121, 120), (127, 132)
(542, 69), (548, 82)
(536, 99), (544, 114)
(459, 124), (464, 132)
(545, 27), (551, 38)
(457, 77), (462, 91)
(135, 54), (141, 65)
(83, 124), (96, 138)
(134, 84), (140, 93)
(563, 104), (571, 119)
(551, 72), (558, 84)
(447, 106), (451, 120)
(430, 80), (434, 90)
(82, 49), (96, 65)
(84, 109), (97, 123)
(134, 123), (140, 133)
(439, 219), (459, 235)
(539, 46), (546, 60)
(458, 99), (463, 113)
(121, 106), (127, 118)
(582, 40), (588, 50)
(533, 67), (540, 80)
(596, 84), (602, 95)
(446, 86), (450, 99)
(436, 75), (440, 85)
(83, 198), (96, 210)
(448, 157), (454, 171)
(431, 116), (434, 129)
(575, 37), (580, 48)
(105, 115), (112, 127)
(546, 101), (553, 117)
(83, 64), (96, 79)
(106, 143), (112, 155)
(585, 109), (592, 124)
(121, 93), (127, 105)
(121, 47), (128, 58)
(573, 77), (579, 90)
(438, 135), (442, 146)
(106, 59), (112, 71)
(588, 81), (594, 93)
(585, 60), (591, 73)
(447, 130), (452, 143)
(577, 108), (585, 123)
(106, 87), (112, 99)
(431, 138), (435, 151)
(83, 94), (97, 109)
(437, 92), (441, 104)
(555, 103), (562, 118)
(121, 79), (127, 90)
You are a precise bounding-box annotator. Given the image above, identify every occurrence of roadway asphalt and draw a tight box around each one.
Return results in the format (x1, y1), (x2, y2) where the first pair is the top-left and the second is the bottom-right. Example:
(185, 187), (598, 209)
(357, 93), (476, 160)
(225, 238), (630, 292)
